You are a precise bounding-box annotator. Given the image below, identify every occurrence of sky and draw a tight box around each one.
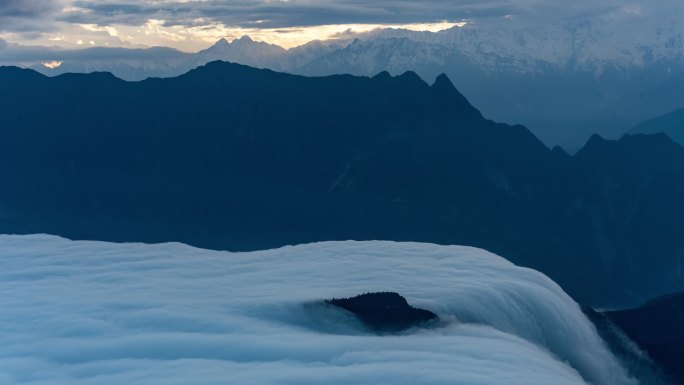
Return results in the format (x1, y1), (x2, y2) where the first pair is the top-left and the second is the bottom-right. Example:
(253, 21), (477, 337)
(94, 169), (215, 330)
(0, 234), (636, 385)
(0, 0), (681, 51)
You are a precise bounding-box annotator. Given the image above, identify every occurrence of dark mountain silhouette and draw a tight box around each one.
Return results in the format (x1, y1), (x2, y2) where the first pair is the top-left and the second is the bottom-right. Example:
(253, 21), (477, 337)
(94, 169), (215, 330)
(629, 108), (684, 147)
(1, 62), (684, 307)
(605, 292), (684, 384)
(582, 305), (670, 385)
(21, 26), (684, 150)
(326, 292), (438, 333)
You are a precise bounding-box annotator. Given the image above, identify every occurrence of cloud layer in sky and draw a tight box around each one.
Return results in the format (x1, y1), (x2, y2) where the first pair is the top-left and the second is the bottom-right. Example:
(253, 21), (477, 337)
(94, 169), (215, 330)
(0, 235), (636, 385)
(0, 0), (682, 50)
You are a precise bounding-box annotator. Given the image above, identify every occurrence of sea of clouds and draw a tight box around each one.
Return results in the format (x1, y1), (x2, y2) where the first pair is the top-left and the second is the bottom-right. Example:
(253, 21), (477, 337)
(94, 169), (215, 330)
(0, 234), (636, 385)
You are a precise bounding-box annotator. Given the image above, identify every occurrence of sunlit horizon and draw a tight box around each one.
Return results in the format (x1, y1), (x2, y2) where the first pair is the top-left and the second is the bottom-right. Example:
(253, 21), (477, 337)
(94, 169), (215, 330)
(1, 21), (464, 52)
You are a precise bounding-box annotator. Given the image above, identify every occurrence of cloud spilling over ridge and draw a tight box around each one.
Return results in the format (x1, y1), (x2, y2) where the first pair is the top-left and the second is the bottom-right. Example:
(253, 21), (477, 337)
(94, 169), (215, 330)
(0, 235), (635, 385)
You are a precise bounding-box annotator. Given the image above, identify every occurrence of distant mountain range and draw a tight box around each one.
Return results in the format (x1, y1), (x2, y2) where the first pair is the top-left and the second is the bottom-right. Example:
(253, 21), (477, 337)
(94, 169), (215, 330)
(629, 108), (684, 146)
(2, 62), (684, 308)
(24, 35), (347, 81)
(6, 20), (684, 149)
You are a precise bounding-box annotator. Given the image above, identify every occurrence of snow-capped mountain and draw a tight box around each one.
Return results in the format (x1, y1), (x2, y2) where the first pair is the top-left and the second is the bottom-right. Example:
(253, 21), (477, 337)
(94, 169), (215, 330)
(191, 36), (349, 72)
(297, 37), (457, 76)
(360, 19), (684, 73)
(191, 36), (289, 71)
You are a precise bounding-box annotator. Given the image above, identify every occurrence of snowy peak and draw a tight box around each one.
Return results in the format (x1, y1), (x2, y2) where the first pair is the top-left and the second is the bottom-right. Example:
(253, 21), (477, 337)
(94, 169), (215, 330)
(196, 35), (289, 70)
(298, 36), (452, 77)
(203, 35), (283, 53)
(350, 19), (684, 73)
(211, 38), (230, 49)
(237, 35), (253, 43)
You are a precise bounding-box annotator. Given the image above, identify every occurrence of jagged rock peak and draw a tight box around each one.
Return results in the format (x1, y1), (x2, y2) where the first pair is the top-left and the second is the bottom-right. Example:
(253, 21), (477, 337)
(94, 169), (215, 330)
(397, 70), (427, 87)
(236, 35), (254, 43)
(587, 133), (607, 145)
(551, 145), (570, 157)
(373, 70), (391, 80)
(432, 73), (455, 89)
(212, 38), (230, 48)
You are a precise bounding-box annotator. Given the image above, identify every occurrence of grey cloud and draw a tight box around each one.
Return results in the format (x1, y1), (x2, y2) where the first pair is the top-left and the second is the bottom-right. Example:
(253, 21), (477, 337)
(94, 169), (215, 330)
(0, 0), (58, 16)
(3, 1), (683, 36)
(0, 0), (65, 32)
(60, 0), (684, 30)
(61, 0), (534, 28)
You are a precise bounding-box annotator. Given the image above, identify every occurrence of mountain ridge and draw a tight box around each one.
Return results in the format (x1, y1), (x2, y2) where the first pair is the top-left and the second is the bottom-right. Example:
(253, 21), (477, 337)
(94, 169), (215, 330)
(628, 108), (684, 147)
(9, 22), (684, 149)
(2, 62), (684, 308)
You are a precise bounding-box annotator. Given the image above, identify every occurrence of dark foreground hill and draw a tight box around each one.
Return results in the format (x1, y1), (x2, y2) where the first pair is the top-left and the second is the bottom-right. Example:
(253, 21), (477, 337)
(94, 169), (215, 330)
(1, 62), (684, 307)
(605, 292), (684, 384)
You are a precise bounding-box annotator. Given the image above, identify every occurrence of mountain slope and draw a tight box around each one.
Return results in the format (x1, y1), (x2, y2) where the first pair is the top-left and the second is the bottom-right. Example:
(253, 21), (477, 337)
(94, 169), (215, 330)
(628, 108), (684, 146)
(1, 63), (684, 307)
(606, 292), (684, 384)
